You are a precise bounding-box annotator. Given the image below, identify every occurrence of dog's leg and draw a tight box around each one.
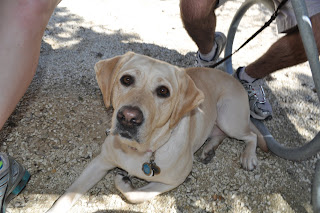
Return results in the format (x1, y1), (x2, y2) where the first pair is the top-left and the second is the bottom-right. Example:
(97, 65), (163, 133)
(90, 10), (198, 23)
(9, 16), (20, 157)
(220, 127), (258, 170)
(219, 121), (258, 170)
(237, 132), (258, 170)
(115, 172), (179, 203)
(217, 99), (258, 170)
(48, 154), (115, 213)
(200, 126), (226, 164)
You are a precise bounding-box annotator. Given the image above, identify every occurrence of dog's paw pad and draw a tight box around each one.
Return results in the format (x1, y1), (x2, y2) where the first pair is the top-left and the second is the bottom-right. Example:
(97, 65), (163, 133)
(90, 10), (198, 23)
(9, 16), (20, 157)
(200, 149), (215, 164)
(122, 175), (132, 184)
(115, 171), (134, 192)
(116, 169), (129, 177)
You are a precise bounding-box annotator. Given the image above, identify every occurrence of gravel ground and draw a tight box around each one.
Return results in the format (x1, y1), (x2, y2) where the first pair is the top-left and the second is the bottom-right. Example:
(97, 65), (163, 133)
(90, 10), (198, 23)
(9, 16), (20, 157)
(1, 0), (319, 212)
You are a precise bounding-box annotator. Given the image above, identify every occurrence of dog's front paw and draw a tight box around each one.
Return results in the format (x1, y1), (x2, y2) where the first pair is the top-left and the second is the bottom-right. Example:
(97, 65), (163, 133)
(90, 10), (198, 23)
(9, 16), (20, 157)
(115, 171), (144, 203)
(115, 171), (134, 193)
(240, 152), (258, 171)
(47, 195), (74, 213)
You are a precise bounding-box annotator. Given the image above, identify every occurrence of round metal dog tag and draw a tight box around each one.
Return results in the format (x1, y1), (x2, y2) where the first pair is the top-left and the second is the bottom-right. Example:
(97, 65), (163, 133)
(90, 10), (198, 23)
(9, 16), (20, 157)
(142, 163), (153, 176)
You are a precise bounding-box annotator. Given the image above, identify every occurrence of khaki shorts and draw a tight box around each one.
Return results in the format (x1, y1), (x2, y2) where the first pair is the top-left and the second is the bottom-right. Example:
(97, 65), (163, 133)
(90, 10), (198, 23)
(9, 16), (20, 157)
(216, 0), (320, 33)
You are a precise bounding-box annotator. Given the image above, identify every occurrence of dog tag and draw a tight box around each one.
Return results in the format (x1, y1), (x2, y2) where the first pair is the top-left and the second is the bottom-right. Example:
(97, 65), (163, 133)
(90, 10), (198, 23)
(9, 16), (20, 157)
(142, 152), (161, 176)
(142, 163), (154, 176)
(151, 164), (161, 175)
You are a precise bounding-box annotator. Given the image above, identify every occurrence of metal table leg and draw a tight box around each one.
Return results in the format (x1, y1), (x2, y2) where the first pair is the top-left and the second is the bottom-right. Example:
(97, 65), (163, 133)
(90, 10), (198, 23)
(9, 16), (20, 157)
(224, 0), (320, 211)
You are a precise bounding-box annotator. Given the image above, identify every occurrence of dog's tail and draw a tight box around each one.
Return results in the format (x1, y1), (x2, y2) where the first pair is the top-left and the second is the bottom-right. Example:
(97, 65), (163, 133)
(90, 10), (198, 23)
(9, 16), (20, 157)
(250, 121), (269, 152)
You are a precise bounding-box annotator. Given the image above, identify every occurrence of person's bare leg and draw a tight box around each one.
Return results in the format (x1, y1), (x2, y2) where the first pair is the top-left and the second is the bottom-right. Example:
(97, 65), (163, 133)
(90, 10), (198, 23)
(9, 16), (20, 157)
(0, 0), (61, 129)
(180, 0), (218, 54)
(0, 1), (61, 210)
(245, 13), (320, 79)
(235, 13), (320, 120)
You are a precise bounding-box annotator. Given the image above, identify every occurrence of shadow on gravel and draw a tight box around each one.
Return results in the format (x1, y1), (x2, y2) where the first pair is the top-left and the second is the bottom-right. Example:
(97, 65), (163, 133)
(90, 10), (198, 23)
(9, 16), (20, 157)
(0, 4), (318, 213)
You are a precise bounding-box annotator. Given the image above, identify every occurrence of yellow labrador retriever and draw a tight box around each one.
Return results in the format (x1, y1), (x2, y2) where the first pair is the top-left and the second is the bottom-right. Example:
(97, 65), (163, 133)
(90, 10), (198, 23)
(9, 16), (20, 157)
(48, 52), (267, 212)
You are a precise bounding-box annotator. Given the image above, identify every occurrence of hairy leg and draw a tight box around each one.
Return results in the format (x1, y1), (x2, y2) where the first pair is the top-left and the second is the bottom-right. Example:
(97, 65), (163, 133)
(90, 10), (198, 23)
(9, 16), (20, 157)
(0, 0), (61, 129)
(246, 13), (320, 79)
(180, 0), (218, 54)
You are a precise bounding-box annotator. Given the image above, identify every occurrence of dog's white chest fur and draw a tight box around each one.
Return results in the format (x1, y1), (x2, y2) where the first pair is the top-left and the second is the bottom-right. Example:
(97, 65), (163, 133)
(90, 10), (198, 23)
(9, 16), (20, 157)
(105, 115), (202, 184)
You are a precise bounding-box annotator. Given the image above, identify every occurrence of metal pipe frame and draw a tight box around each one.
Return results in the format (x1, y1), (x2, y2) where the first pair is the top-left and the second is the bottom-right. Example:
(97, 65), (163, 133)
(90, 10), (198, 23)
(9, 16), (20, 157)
(224, 0), (320, 211)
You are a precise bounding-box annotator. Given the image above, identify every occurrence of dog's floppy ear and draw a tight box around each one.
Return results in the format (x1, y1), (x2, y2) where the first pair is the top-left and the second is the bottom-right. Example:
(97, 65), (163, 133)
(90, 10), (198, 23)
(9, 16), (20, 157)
(95, 52), (135, 108)
(169, 70), (204, 128)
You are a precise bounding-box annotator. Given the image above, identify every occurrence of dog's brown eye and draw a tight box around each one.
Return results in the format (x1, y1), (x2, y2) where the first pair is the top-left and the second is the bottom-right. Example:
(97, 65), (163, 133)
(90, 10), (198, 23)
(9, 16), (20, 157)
(120, 75), (134, 86)
(156, 86), (170, 98)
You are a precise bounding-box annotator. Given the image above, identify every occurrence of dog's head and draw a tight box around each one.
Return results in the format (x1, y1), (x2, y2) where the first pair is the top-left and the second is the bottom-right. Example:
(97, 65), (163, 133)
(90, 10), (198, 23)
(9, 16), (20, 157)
(95, 52), (204, 152)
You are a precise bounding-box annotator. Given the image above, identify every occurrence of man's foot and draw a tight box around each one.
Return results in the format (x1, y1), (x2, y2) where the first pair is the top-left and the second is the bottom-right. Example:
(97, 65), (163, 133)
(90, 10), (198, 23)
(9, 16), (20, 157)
(0, 153), (30, 213)
(234, 67), (273, 120)
(196, 32), (226, 67)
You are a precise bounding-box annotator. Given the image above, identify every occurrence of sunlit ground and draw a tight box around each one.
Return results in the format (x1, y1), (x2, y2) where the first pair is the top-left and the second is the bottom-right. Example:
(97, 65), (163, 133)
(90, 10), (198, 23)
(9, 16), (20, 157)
(1, 0), (318, 212)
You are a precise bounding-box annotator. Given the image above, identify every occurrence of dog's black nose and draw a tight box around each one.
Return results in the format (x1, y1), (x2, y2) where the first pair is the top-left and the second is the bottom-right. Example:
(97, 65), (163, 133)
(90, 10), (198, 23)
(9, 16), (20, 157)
(117, 106), (144, 127)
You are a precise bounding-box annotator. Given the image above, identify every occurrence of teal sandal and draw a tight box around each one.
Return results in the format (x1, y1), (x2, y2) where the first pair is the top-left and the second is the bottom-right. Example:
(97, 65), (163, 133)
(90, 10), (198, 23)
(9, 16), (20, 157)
(0, 153), (30, 213)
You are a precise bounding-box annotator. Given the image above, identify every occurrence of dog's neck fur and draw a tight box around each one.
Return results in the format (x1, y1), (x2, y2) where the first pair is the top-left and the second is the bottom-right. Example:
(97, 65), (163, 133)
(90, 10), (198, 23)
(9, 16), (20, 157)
(148, 122), (172, 152)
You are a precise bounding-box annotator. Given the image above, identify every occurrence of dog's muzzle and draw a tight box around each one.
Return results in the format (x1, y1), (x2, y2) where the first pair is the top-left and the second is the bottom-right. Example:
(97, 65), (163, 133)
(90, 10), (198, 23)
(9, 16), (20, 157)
(115, 105), (144, 141)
